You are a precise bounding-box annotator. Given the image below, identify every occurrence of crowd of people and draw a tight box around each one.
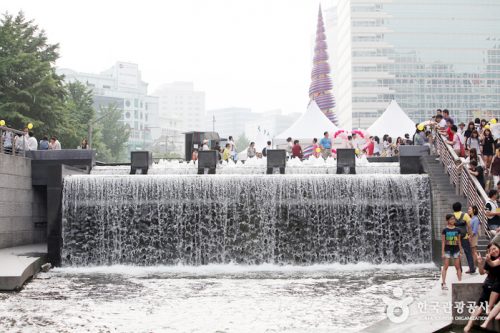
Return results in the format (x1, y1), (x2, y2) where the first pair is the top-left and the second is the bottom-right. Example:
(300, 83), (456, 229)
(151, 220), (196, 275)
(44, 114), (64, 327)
(1, 126), (71, 154)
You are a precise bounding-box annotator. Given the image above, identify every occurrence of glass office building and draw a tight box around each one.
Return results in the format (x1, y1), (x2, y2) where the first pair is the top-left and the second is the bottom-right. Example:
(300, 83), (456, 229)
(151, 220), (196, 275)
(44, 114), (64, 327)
(334, 0), (500, 129)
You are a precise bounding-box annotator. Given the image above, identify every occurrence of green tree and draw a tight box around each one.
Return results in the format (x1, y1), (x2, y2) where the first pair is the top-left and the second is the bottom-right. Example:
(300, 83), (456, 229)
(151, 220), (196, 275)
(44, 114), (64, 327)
(61, 81), (95, 148)
(94, 104), (130, 162)
(235, 133), (250, 153)
(0, 12), (66, 135)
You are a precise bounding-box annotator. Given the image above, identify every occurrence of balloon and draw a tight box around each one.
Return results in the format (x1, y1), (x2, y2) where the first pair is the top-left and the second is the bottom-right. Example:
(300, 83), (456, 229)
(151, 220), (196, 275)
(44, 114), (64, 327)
(491, 118), (497, 124)
(417, 124), (425, 131)
(484, 125), (490, 130)
(0, 120), (5, 127)
(315, 148), (321, 153)
(27, 123), (33, 130)
(355, 148), (360, 155)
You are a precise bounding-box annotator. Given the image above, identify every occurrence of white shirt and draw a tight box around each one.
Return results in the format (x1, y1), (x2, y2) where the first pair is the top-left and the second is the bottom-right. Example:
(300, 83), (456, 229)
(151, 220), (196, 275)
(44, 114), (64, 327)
(27, 136), (38, 150)
(49, 140), (61, 150)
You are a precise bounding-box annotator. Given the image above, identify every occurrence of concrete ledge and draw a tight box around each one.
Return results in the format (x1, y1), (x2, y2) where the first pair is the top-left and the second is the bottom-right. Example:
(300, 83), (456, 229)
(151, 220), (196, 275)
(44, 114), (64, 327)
(0, 243), (46, 291)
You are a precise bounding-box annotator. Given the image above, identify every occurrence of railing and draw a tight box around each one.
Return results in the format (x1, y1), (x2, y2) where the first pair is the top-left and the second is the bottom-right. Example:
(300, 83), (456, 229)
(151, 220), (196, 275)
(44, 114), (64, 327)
(0, 126), (26, 157)
(434, 131), (492, 238)
(435, 130), (462, 192)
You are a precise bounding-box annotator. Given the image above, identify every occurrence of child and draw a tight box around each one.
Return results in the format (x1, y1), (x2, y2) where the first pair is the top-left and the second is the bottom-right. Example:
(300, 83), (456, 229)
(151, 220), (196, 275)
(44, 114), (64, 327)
(441, 214), (463, 290)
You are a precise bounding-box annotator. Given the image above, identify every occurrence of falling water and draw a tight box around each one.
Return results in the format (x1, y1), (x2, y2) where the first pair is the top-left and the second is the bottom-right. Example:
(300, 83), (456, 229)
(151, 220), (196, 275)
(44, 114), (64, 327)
(61, 174), (431, 266)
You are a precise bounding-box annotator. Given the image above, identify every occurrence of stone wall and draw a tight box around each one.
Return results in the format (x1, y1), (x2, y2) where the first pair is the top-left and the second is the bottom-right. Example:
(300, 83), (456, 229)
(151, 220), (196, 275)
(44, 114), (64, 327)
(0, 155), (45, 248)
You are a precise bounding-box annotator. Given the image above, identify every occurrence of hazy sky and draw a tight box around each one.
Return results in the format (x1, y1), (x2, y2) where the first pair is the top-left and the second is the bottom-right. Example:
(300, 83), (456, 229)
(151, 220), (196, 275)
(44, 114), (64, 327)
(1, 0), (327, 114)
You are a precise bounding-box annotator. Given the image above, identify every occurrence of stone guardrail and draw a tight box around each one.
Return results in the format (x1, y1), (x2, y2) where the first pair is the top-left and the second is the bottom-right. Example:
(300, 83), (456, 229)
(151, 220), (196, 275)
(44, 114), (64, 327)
(435, 131), (492, 239)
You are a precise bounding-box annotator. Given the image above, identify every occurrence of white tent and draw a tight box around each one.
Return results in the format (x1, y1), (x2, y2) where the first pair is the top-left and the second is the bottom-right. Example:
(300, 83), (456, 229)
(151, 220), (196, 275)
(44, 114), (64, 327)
(367, 100), (416, 138)
(274, 100), (339, 143)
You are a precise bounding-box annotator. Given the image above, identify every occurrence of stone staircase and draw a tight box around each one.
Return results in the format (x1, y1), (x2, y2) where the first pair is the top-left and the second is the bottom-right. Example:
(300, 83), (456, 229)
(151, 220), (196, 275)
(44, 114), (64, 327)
(421, 155), (489, 264)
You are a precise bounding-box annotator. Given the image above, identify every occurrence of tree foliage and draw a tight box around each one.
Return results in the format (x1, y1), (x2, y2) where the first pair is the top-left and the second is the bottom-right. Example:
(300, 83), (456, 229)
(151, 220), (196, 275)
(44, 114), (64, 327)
(0, 12), (66, 135)
(235, 133), (250, 153)
(62, 81), (95, 148)
(95, 104), (130, 162)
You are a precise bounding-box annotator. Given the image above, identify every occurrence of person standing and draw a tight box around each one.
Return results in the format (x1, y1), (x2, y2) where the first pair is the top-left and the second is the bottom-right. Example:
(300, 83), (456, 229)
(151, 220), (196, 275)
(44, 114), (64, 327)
(453, 201), (475, 274)
(441, 214), (463, 290)
(262, 141), (272, 157)
(202, 139), (209, 151)
(27, 132), (38, 151)
(39, 136), (49, 150)
(363, 136), (375, 157)
(486, 190), (500, 234)
(319, 132), (332, 159)
(291, 140), (303, 159)
(49, 136), (61, 150)
(469, 160), (485, 189)
(482, 128), (495, 170)
(80, 138), (89, 149)
(468, 205), (480, 269)
(286, 137), (293, 157)
(490, 148), (500, 186)
(312, 138), (320, 158)
(191, 148), (198, 161)
(247, 142), (256, 158)
(222, 143), (232, 162)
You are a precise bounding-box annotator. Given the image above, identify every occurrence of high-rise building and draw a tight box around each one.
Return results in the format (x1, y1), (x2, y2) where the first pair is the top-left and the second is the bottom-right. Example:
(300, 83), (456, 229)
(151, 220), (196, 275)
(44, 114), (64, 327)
(244, 110), (301, 142)
(333, 0), (500, 129)
(57, 62), (159, 152)
(206, 107), (257, 139)
(153, 82), (205, 132)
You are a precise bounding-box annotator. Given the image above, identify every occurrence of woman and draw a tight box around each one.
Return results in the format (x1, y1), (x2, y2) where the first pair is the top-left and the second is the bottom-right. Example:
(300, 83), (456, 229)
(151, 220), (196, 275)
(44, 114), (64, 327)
(384, 137), (393, 157)
(446, 125), (461, 156)
(464, 122), (476, 141)
(468, 206), (480, 268)
(466, 130), (481, 152)
(464, 243), (500, 332)
(482, 129), (496, 169)
(462, 148), (485, 167)
(312, 138), (320, 158)
(247, 142), (256, 159)
(191, 148), (198, 161)
(480, 119), (488, 132)
(373, 136), (381, 157)
(80, 138), (89, 149)
(491, 148), (500, 186)
(395, 137), (403, 155)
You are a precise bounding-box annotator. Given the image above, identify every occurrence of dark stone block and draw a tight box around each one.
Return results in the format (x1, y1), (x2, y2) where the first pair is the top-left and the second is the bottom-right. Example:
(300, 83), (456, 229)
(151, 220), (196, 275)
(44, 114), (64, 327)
(336, 149), (356, 174)
(198, 151), (217, 174)
(266, 150), (286, 174)
(130, 151), (152, 174)
(399, 146), (430, 174)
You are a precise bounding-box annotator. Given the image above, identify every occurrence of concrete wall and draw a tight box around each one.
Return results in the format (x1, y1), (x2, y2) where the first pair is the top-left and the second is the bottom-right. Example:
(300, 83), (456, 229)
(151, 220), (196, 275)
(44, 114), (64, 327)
(0, 155), (45, 248)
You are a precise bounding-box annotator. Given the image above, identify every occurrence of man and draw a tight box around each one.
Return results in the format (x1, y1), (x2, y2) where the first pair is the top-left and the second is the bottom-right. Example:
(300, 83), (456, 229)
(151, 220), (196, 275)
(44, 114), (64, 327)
(404, 133), (413, 145)
(202, 139), (209, 151)
(452, 202), (475, 274)
(319, 131), (332, 159)
(352, 133), (361, 150)
(469, 160), (485, 189)
(458, 122), (466, 136)
(262, 141), (272, 157)
(435, 114), (447, 130)
(27, 132), (38, 151)
(443, 109), (454, 126)
(486, 190), (500, 233)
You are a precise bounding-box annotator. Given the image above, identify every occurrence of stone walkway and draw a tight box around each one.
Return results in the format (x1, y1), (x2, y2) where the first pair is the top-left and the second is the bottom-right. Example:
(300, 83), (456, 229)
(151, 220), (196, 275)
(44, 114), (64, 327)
(0, 243), (46, 291)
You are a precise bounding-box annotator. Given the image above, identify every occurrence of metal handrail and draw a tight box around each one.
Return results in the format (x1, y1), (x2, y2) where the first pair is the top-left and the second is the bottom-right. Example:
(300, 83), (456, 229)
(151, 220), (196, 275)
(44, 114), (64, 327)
(0, 126), (26, 157)
(435, 130), (492, 239)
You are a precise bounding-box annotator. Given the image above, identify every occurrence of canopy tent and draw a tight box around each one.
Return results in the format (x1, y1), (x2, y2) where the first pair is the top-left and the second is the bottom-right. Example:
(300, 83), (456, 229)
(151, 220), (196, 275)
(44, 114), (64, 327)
(238, 129), (271, 160)
(274, 100), (339, 144)
(367, 100), (416, 139)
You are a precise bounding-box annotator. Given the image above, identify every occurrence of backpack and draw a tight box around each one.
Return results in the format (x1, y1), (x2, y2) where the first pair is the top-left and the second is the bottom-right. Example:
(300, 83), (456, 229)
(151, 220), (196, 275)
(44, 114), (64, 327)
(455, 212), (468, 237)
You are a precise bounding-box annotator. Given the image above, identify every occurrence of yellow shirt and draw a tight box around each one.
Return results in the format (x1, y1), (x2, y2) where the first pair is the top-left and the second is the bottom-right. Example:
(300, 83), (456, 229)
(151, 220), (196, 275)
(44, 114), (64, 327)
(454, 211), (471, 239)
(223, 148), (231, 161)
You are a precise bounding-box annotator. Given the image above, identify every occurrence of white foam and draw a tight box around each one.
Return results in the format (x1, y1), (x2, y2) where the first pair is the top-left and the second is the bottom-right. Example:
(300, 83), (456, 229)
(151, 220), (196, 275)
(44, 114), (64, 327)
(54, 262), (436, 276)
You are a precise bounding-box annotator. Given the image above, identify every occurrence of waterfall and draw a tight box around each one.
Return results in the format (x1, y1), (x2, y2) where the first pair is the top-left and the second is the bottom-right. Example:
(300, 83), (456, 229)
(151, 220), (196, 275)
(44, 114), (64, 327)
(62, 174), (431, 266)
